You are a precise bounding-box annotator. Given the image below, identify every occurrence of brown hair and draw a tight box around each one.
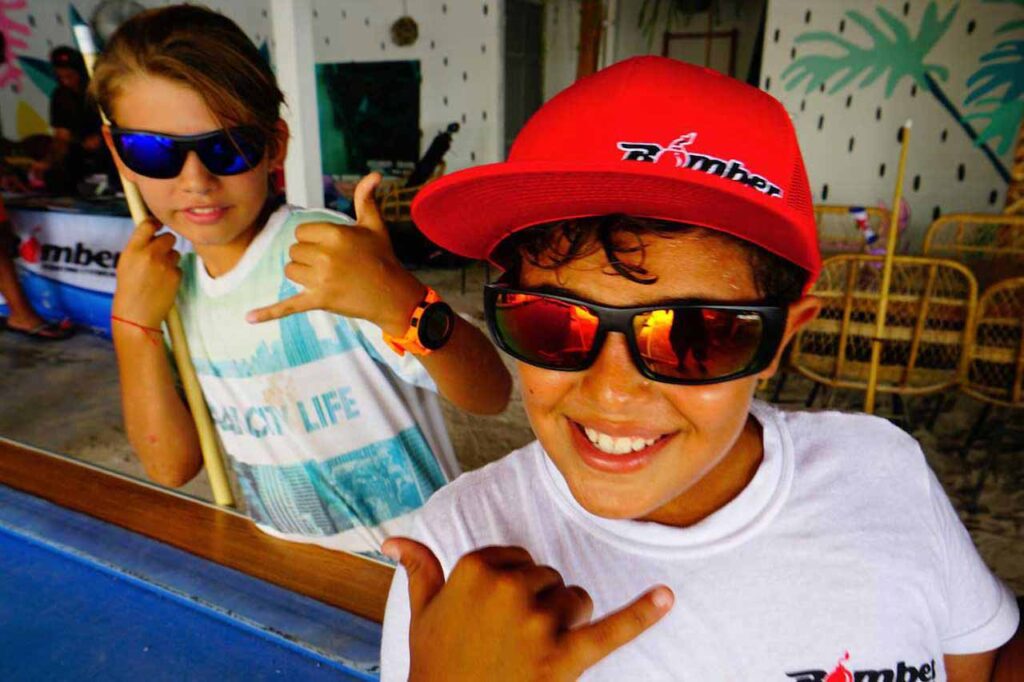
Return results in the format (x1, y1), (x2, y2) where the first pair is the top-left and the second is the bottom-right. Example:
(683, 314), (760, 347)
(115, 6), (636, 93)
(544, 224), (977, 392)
(494, 215), (809, 304)
(89, 4), (284, 157)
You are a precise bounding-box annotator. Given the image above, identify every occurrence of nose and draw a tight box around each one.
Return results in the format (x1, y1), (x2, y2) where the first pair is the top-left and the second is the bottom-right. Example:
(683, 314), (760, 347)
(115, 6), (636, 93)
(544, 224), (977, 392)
(177, 150), (215, 194)
(578, 332), (652, 409)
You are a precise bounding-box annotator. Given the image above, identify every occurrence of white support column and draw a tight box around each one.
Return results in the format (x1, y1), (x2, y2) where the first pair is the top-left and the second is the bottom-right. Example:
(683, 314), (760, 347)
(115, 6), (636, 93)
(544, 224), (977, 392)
(271, 0), (323, 208)
(600, 0), (618, 70)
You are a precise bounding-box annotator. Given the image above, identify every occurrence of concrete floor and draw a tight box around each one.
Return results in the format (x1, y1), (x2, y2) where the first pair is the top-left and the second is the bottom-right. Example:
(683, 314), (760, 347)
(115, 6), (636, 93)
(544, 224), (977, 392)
(2, 263), (1021, 594)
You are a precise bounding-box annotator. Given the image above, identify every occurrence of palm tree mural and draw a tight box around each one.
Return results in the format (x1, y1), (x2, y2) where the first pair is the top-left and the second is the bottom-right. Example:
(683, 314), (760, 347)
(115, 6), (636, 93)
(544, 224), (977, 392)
(963, 0), (1024, 208)
(964, 0), (1024, 153)
(782, 2), (1013, 184)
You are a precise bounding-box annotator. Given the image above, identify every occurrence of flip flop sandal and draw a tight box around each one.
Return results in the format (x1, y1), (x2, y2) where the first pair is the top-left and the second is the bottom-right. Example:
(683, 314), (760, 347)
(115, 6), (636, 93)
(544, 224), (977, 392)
(3, 318), (75, 340)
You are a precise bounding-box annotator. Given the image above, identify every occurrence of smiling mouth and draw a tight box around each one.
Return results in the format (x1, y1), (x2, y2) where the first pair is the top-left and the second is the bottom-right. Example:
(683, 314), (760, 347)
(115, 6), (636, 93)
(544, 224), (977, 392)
(572, 420), (672, 456)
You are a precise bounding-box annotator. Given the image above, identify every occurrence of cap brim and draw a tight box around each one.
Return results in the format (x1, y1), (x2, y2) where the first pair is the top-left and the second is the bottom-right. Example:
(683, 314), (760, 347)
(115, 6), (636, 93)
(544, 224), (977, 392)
(412, 160), (820, 281)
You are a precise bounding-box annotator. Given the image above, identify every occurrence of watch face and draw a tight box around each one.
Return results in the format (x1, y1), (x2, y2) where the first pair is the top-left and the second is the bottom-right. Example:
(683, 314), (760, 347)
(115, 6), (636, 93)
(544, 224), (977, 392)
(418, 301), (456, 350)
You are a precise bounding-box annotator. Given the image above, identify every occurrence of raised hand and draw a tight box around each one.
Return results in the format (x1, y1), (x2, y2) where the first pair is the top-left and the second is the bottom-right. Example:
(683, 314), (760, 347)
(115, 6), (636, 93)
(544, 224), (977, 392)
(112, 217), (182, 328)
(383, 537), (674, 682)
(246, 172), (424, 334)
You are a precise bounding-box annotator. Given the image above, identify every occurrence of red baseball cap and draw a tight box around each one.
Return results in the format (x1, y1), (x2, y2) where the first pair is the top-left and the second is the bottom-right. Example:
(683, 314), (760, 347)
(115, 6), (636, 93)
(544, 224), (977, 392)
(412, 56), (820, 284)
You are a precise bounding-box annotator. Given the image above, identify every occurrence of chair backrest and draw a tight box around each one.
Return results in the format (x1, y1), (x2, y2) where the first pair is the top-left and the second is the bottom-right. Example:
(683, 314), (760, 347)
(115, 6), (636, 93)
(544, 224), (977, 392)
(379, 162), (448, 224)
(960, 276), (1024, 407)
(922, 213), (1024, 286)
(791, 254), (977, 396)
(814, 204), (892, 255)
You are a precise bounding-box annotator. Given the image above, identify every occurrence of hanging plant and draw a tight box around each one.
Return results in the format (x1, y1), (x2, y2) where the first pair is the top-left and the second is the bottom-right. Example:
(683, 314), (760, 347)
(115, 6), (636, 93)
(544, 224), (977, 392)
(391, 16), (419, 47)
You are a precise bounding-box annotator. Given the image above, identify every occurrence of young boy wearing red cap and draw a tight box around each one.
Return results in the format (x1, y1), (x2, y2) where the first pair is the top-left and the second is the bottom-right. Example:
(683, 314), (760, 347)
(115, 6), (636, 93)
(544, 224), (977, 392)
(380, 57), (1020, 680)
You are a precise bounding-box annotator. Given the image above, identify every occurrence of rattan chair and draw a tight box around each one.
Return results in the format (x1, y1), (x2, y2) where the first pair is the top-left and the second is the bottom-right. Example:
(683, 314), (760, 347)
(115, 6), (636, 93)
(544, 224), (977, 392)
(790, 255), (977, 414)
(958, 276), (1024, 507)
(377, 163), (477, 289)
(766, 205), (896, 403)
(922, 213), (1024, 288)
(378, 162), (446, 225)
(814, 204), (892, 255)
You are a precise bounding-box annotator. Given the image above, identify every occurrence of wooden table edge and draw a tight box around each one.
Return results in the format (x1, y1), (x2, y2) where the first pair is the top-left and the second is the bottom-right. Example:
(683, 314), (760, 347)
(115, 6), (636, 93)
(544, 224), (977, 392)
(0, 437), (394, 623)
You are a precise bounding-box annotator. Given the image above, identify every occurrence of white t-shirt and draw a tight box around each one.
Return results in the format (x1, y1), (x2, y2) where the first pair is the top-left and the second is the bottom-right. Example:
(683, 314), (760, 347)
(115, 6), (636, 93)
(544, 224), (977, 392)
(173, 205), (460, 558)
(381, 401), (1018, 680)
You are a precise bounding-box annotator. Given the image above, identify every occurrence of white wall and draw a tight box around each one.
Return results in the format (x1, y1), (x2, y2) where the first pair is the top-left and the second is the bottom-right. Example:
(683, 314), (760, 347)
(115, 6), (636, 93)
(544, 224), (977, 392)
(0, 0), (271, 139)
(543, 0), (766, 101)
(309, 0), (505, 171)
(538, 0), (1021, 245)
(0, 0), (504, 173)
(541, 0), (578, 102)
(760, 0), (1021, 245)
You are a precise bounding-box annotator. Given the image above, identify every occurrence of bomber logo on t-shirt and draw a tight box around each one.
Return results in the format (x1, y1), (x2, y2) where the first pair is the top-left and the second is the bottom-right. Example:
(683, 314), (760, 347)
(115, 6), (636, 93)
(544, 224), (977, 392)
(785, 651), (937, 681)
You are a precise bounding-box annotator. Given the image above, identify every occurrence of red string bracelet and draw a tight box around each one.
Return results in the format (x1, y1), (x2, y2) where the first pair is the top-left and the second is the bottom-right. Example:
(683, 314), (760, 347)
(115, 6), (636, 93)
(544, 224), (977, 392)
(111, 315), (163, 346)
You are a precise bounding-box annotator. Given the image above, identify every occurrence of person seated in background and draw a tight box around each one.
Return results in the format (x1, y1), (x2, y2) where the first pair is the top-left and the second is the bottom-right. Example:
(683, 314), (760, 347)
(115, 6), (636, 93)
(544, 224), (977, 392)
(0, 195), (73, 339)
(30, 47), (112, 195)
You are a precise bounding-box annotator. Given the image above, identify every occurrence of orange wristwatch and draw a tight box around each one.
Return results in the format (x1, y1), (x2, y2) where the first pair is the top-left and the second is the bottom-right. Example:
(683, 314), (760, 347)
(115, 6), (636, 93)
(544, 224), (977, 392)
(382, 287), (456, 356)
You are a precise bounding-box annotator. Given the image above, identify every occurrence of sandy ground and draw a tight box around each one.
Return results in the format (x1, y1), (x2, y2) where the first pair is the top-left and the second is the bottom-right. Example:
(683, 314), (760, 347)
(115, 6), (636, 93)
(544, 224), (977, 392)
(2, 263), (1021, 594)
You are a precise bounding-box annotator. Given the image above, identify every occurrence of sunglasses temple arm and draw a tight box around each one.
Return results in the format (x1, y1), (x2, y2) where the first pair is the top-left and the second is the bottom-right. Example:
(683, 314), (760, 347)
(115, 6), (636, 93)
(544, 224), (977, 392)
(74, 18), (236, 508)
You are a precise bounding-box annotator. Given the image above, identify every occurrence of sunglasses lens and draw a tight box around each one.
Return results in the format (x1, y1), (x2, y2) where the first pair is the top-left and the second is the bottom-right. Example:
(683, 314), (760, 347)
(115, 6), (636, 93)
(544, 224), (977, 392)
(633, 308), (765, 381)
(116, 133), (182, 179)
(492, 292), (599, 369)
(198, 129), (265, 175)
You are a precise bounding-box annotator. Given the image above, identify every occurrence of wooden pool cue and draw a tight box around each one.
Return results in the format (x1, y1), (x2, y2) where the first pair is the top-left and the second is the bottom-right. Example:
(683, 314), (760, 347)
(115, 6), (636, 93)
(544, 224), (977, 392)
(72, 20), (235, 507)
(864, 120), (912, 414)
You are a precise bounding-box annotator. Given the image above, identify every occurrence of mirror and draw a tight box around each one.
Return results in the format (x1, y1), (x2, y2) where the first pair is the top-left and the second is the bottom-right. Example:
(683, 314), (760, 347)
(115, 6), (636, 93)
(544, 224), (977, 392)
(0, 4), (534, 540)
(0, 201), (532, 510)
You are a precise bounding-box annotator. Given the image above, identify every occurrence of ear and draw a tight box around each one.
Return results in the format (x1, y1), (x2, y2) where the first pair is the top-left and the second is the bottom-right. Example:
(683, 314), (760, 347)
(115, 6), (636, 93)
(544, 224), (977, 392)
(102, 125), (140, 185)
(757, 295), (821, 379)
(268, 119), (289, 169)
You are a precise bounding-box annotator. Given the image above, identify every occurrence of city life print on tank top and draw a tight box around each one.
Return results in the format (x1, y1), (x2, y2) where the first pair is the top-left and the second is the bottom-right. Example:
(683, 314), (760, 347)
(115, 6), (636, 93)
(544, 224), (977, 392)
(170, 205), (457, 556)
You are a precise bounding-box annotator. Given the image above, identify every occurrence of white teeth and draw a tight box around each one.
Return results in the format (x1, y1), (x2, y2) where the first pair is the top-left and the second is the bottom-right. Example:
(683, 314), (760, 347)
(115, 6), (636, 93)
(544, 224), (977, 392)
(190, 207), (218, 214)
(610, 437), (632, 455)
(583, 426), (658, 455)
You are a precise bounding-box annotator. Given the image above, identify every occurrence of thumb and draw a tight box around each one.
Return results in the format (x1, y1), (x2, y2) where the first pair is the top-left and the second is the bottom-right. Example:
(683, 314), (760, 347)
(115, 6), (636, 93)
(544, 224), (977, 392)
(383, 537), (444, 618)
(562, 586), (674, 675)
(353, 172), (386, 233)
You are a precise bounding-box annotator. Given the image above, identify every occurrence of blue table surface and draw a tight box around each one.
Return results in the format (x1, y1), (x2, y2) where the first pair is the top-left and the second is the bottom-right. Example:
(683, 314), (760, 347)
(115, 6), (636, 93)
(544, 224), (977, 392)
(0, 484), (383, 681)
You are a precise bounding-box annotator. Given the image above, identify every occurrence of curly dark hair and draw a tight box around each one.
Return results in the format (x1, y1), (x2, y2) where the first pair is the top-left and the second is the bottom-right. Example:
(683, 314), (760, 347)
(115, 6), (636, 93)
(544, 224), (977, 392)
(493, 214), (809, 304)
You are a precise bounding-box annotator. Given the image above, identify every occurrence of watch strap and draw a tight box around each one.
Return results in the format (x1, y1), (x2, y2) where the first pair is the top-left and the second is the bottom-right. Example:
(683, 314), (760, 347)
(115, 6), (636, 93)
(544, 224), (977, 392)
(382, 286), (442, 357)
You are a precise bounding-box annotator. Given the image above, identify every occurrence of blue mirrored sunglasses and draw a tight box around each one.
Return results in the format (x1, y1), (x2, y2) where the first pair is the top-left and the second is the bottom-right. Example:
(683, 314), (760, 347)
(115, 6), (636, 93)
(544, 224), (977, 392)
(109, 126), (266, 179)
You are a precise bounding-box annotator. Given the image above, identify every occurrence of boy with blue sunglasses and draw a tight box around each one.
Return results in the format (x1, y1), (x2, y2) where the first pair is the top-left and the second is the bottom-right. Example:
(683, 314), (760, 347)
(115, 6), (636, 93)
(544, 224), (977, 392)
(380, 57), (1020, 679)
(92, 6), (510, 558)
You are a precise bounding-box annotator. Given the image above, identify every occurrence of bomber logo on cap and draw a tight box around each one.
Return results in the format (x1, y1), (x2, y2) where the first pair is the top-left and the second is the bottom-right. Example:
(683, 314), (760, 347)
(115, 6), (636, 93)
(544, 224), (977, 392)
(616, 132), (784, 199)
